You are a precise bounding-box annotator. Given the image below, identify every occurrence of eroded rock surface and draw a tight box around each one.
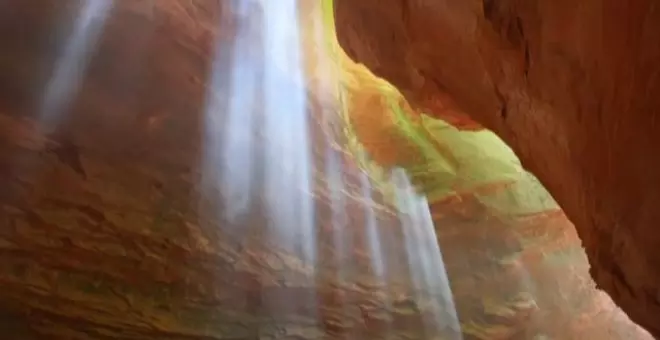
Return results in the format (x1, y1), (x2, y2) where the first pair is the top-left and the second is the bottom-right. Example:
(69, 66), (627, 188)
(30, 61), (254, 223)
(0, 0), (654, 339)
(0, 1), (459, 338)
(333, 0), (660, 336)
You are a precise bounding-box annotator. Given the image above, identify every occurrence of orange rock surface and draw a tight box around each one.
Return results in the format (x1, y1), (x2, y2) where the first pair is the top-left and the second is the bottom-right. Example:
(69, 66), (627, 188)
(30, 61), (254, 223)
(334, 0), (660, 336)
(0, 0), (653, 339)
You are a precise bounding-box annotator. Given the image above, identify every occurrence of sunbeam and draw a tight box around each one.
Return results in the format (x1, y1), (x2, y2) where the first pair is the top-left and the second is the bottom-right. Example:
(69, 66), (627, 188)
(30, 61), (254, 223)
(211, 0), (263, 224)
(260, 0), (316, 266)
(359, 169), (386, 281)
(39, 0), (113, 129)
(0, 0), (657, 339)
(201, 0), (458, 338)
(326, 141), (348, 269)
(392, 168), (463, 339)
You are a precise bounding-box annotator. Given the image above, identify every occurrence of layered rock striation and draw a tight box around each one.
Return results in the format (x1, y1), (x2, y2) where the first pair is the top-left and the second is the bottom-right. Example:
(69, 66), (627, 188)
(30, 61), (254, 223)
(333, 0), (660, 336)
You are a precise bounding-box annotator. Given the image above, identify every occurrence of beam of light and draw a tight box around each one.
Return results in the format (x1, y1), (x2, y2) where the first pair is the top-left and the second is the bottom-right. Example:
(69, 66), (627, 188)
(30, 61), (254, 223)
(415, 189), (463, 337)
(359, 167), (395, 339)
(203, 1), (458, 338)
(260, 0), (316, 268)
(358, 169), (386, 281)
(324, 128), (354, 330)
(392, 168), (463, 339)
(392, 169), (424, 294)
(39, 0), (113, 130)
(201, 0), (320, 333)
(201, 0), (317, 267)
(258, 0), (320, 332)
(203, 0), (263, 225)
(325, 123), (349, 274)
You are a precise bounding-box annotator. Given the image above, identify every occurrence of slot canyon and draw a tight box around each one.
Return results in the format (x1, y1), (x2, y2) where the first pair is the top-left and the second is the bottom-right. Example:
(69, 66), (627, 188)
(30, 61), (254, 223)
(0, 0), (656, 339)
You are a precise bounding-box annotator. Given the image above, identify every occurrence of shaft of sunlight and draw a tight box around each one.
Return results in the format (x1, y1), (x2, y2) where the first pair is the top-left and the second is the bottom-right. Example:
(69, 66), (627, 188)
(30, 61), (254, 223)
(217, 0), (262, 224)
(260, 0), (316, 267)
(39, 0), (113, 129)
(392, 169), (424, 292)
(359, 170), (386, 280)
(415, 190), (462, 336)
(201, 0), (461, 337)
(325, 129), (349, 275)
(392, 168), (463, 339)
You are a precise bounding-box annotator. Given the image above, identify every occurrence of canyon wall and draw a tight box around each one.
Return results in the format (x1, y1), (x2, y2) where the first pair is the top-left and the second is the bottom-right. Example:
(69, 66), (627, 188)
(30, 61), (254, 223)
(333, 0), (660, 336)
(0, 0), (654, 338)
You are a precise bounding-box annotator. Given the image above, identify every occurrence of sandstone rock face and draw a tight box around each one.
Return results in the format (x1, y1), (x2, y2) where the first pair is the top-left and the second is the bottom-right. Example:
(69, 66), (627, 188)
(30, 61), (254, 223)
(0, 0), (654, 339)
(0, 0), (461, 338)
(333, 0), (660, 336)
(337, 56), (650, 337)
